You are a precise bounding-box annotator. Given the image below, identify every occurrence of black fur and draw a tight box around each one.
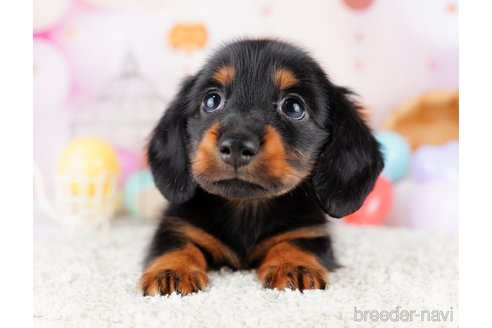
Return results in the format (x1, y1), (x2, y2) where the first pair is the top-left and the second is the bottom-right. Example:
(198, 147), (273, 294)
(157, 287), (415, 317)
(144, 39), (383, 287)
(148, 76), (198, 203)
(312, 86), (384, 218)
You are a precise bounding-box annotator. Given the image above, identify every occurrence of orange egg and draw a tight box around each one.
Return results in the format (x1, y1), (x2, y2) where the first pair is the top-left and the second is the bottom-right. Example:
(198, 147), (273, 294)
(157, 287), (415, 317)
(168, 23), (208, 53)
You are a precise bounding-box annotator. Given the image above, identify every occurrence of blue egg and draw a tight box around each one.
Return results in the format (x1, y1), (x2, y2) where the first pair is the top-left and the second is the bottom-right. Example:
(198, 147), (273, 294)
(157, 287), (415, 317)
(376, 131), (411, 182)
(123, 170), (155, 217)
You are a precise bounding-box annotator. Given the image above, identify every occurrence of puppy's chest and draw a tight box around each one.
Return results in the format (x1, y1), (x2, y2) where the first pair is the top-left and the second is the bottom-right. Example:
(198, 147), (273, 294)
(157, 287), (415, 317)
(215, 207), (270, 259)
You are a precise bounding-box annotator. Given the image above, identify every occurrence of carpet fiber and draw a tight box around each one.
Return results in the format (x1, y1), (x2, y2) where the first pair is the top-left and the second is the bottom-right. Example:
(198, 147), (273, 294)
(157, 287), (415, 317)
(34, 220), (458, 327)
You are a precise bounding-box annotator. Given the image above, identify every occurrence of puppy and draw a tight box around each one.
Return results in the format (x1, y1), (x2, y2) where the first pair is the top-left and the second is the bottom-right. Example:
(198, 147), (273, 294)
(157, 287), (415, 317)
(140, 39), (383, 295)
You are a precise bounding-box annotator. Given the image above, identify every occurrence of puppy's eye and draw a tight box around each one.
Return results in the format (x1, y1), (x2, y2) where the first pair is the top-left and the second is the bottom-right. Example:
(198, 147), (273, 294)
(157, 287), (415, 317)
(202, 92), (224, 113)
(280, 97), (305, 120)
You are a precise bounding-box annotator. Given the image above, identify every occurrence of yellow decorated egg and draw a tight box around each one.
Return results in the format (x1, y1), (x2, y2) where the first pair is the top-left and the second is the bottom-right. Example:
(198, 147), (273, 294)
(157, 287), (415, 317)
(56, 137), (120, 196)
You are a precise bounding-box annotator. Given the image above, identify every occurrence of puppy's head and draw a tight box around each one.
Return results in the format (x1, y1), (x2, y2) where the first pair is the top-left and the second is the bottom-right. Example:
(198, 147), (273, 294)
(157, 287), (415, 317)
(148, 39), (383, 218)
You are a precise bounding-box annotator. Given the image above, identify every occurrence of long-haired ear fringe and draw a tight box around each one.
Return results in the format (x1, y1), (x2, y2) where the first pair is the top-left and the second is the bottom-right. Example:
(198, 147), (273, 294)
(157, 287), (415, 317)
(311, 86), (384, 218)
(148, 76), (197, 203)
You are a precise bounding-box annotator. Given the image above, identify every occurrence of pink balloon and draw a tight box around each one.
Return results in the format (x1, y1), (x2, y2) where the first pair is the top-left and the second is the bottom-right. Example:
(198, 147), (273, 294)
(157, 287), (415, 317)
(115, 147), (141, 187)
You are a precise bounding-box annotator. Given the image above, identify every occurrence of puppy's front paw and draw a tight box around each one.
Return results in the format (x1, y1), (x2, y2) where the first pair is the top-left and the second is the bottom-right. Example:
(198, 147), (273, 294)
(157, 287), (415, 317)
(255, 241), (329, 291)
(140, 244), (208, 296)
(258, 263), (328, 291)
(140, 267), (208, 296)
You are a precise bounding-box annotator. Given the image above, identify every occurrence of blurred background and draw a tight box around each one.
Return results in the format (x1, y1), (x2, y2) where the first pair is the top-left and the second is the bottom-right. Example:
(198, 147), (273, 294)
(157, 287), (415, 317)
(33, 0), (458, 234)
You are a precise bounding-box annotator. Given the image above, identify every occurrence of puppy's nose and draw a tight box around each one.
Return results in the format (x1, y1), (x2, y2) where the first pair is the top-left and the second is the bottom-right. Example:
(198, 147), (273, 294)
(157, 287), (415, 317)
(218, 136), (259, 168)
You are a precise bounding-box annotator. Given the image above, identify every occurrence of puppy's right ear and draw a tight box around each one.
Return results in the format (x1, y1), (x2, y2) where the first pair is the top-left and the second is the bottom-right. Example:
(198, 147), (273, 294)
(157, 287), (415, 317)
(148, 76), (197, 203)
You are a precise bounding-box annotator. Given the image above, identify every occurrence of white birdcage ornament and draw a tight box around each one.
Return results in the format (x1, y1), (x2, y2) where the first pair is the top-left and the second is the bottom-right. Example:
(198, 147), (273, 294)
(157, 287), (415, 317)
(34, 55), (166, 231)
(70, 53), (164, 154)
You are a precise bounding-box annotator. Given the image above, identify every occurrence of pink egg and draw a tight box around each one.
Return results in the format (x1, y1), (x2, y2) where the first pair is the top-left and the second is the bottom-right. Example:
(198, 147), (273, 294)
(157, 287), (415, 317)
(344, 176), (393, 226)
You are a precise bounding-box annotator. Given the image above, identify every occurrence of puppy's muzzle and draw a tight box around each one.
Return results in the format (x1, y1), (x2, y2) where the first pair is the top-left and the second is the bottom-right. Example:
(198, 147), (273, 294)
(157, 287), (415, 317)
(218, 133), (260, 168)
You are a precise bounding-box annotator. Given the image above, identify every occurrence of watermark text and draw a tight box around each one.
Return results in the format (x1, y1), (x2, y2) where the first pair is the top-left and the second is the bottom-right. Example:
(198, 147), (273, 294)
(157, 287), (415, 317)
(353, 306), (454, 322)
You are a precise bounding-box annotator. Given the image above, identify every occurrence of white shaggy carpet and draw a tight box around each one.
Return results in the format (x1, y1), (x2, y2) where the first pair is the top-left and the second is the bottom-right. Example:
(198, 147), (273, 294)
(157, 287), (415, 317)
(33, 219), (458, 327)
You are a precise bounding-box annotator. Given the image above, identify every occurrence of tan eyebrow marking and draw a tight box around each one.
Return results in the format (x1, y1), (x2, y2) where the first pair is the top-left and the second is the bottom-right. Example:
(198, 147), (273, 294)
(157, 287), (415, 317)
(212, 65), (236, 86)
(273, 68), (298, 90)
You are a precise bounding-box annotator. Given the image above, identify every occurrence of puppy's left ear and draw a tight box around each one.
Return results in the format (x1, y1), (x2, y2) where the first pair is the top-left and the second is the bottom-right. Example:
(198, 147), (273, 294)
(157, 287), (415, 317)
(148, 76), (197, 203)
(311, 86), (384, 218)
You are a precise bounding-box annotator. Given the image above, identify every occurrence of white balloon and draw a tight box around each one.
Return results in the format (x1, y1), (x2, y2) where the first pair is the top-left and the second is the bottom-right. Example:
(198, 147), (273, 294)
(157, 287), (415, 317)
(54, 12), (137, 95)
(54, 9), (182, 96)
(33, 39), (71, 112)
(33, 0), (71, 32)
(409, 179), (458, 235)
(397, 0), (458, 48)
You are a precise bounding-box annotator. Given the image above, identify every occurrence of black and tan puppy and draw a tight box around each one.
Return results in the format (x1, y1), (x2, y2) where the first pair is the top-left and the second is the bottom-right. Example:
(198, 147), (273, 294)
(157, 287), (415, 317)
(140, 39), (383, 295)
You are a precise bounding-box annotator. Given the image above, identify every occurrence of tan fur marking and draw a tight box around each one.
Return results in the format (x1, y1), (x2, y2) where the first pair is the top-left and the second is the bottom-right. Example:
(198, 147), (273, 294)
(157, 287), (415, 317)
(177, 224), (241, 269)
(257, 125), (303, 184)
(212, 65), (236, 86)
(192, 123), (221, 176)
(248, 224), (329, 264)
(257, 241), (329, 290)
(140, 243), (208, 296)
(191, 124), (307, 197)
(273, 68), (298, 90)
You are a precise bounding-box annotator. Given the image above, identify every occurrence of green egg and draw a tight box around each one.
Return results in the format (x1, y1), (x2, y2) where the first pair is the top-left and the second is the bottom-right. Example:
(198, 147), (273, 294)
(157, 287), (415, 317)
(123, 170), (155, 218)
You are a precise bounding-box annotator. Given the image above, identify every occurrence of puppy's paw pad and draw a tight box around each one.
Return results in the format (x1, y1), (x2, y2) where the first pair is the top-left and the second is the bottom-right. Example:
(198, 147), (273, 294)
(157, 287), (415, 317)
(259, 264), (328, 291)
(140, 268), (208, 296)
